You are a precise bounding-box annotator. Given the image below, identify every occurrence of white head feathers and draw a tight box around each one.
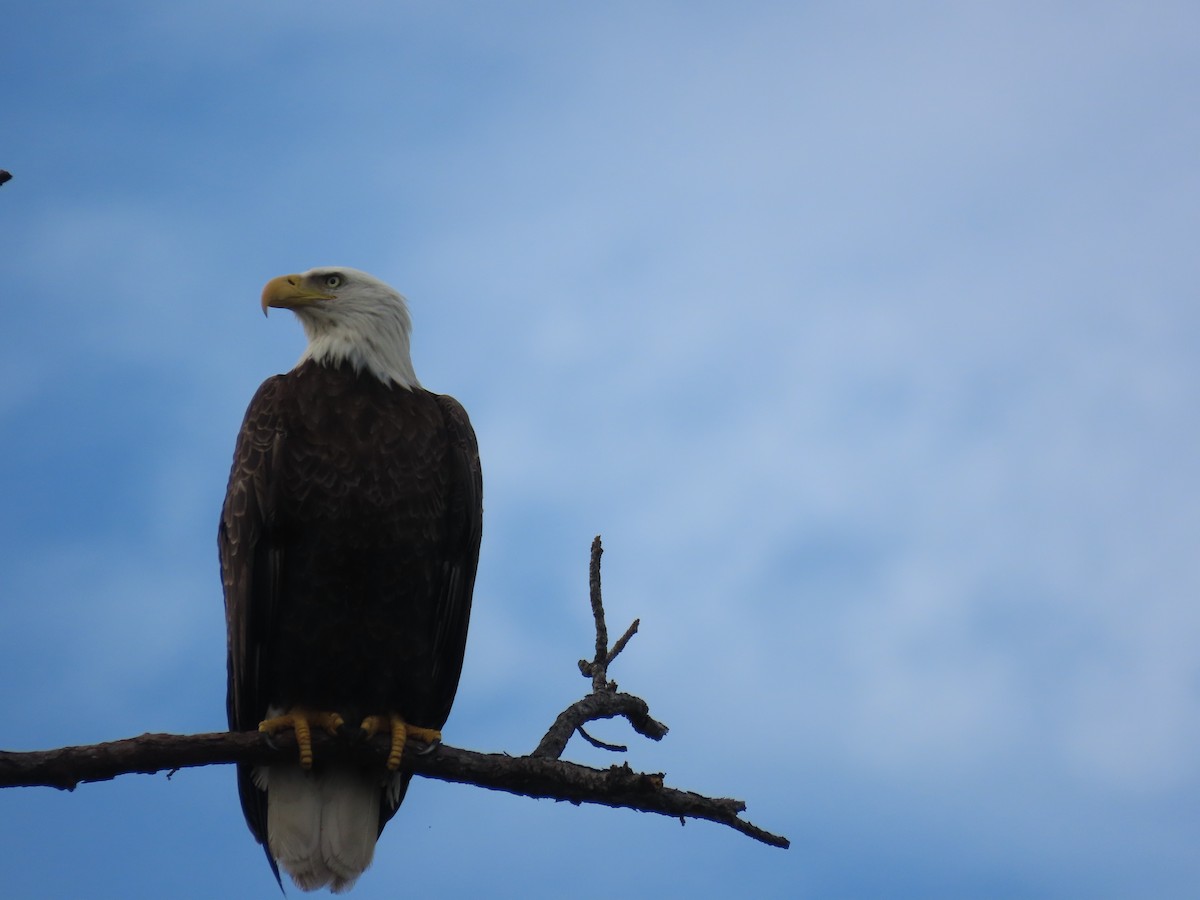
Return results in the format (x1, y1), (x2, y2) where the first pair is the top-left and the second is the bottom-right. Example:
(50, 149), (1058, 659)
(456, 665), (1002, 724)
(261, 266), (420, 390)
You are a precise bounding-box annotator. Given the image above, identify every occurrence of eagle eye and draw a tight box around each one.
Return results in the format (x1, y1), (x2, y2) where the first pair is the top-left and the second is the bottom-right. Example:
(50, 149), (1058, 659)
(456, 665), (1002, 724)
(323, 274), (343, 289)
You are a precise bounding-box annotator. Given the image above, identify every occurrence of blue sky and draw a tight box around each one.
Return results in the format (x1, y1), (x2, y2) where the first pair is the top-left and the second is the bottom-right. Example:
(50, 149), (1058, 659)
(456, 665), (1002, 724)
(2, 2), (1199, 897)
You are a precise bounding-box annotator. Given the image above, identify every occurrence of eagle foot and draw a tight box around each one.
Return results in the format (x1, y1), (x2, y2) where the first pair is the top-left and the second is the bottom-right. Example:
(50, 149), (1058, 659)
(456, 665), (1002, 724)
(360, 714), (442, 771)
(258, 709), (345, 769)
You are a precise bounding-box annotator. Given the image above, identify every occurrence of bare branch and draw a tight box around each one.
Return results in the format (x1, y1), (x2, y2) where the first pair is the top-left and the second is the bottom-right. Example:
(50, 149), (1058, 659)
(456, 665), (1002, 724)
(578, 535), (613, 691)
(607, 617), (639, 667)
(576, 726), (627, 753)
(577, 537), (642, 695)
(0, 535), (790, 853)
(531, 691), (668, 760)
(0, 730), (789, 849)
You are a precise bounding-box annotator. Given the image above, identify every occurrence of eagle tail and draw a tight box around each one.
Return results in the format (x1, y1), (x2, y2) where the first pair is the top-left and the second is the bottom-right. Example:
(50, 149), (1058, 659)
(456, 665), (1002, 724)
(264, 765), (382, 893)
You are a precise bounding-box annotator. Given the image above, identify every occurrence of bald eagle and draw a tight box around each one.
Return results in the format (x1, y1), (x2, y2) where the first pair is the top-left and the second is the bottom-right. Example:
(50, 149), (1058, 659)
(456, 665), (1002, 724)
(219, 268), (482, 892)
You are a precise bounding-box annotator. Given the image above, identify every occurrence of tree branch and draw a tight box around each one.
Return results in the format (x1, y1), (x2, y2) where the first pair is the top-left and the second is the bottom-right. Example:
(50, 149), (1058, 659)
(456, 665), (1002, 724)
(0, 536), (790, 851)
(531, 690), (668, 760)
(0, 729), (788, 848)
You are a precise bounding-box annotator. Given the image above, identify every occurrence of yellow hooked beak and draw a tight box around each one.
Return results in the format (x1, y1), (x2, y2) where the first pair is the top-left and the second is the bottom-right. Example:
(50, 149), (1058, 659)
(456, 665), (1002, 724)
(261, 274), (336, 317)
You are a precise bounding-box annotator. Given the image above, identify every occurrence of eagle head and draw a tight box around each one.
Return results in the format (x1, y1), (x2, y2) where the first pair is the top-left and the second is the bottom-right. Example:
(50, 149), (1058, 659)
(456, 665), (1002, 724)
(261, 266), (419, 390)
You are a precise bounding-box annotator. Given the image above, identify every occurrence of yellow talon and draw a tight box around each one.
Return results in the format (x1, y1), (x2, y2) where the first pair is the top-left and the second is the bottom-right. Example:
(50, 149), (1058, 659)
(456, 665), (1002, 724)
(259, 709), (344, 769)
(360, 714), (442, 771)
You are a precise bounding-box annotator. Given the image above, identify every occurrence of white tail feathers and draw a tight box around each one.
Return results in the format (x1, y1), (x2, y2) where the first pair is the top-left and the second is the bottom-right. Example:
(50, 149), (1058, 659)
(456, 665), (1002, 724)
(265, 765), (382, 893)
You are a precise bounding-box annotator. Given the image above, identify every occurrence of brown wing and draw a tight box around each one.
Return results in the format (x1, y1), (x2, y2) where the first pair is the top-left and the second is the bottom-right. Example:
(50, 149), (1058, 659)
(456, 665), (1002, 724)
(378, 391), (483, 828)
(427, 392), (483, 725)
(218, 375), (285, 880)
